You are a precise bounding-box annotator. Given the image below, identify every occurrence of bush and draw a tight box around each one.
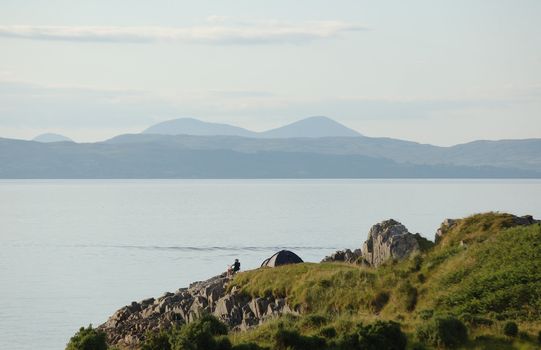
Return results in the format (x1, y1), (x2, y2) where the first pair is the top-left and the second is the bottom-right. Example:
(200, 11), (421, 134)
(273, 328), (326, 350)
(332, 321), (406, 350)
(370, 291), (390, 313)
(538, 330), (541, 344)
(503, 321), (518, 337)
(416, 316), (468, 348)
(357, 321), (407, 350)
(66, 325), (107, 350)
(141, 330), (171, 350)
(318, 326), (337, 338)
(231, 343), (267, 350)
(169, 314), (229, 350)
(300, 314), (328, 328)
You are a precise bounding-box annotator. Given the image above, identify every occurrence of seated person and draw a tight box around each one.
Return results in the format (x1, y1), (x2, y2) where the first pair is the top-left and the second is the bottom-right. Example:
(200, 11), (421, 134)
(232, 259), (240, 275)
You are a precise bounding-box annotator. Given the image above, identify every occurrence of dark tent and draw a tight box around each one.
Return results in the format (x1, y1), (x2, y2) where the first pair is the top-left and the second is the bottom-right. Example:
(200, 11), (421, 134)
(261, 250), (304, 268)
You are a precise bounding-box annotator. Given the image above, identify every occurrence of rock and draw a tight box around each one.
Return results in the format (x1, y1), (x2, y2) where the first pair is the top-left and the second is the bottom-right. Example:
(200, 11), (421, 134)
(249, 298), (269, 319)
(361, 219), (420, 267)
(321, 248), (361, 263)
(99, 273), (296, 348)
(435, 218), (457, 242)
(513, 215), (540, 226)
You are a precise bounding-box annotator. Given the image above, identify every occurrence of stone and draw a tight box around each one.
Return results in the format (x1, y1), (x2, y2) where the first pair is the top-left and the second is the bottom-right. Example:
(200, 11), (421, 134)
(361, 219), (420, 267)
(321, 248), (361, 263)
(100, 275), (306, 348)
(249, 298), (269, 319)
(435, 218), (457, 242)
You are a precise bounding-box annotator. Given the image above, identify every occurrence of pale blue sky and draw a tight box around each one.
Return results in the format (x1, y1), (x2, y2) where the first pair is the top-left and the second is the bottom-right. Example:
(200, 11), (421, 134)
(0, 0), (540, 145)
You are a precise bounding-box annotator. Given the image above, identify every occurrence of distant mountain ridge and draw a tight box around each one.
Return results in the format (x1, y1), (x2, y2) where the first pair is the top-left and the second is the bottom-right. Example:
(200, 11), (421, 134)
(2, 116), (539, 178)
(1, 134), (540, 178)
(142, 116), (362, 138)
(33, 133), (73, 143)
(143, 118), (256, 137)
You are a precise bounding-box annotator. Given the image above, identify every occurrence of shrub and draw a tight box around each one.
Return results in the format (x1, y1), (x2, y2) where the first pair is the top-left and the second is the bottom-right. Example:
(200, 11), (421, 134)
(333, 321), (406, 350)
(503, 321), (518, 337)
(300, 314), (328, 328)
(214, 336), (232, 350)
(66, 325), (107, 350)
(273, 328), (326, 350)
(231, 343), (267, 350)
(416, 316), (468, 348)
(141, 329), (171, 350)
(357, 320), (407, 350)
(537, 330), (541, 344)
(318, 326), (337, 338)
(169, 314), (229, 350)
(370, 291), (390, 313)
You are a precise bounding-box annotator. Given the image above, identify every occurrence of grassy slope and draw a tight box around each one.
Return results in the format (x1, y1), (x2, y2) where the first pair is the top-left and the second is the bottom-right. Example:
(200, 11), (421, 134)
(230, 213), (541, 349)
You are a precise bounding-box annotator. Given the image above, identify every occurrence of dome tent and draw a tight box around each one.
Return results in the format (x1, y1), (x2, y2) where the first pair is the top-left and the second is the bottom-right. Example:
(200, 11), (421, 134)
(261, 250), (303, 268)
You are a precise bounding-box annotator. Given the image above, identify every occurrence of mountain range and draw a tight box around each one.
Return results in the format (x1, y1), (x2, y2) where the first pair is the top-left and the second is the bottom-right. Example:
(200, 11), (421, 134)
(1, 116), (540, 178)
(142, 116), (362, 138)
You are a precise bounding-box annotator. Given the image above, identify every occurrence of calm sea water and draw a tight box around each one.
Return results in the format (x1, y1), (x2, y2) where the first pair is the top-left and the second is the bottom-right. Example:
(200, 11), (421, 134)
(1, 179), (540, 349)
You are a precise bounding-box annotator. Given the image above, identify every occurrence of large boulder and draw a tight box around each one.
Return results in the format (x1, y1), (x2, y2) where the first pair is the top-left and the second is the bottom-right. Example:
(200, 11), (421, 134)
(361, 219), (420, 267)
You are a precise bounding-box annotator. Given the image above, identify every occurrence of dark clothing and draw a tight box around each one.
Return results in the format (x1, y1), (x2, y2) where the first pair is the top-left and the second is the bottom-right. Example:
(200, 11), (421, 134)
(232, 261), (240, 272)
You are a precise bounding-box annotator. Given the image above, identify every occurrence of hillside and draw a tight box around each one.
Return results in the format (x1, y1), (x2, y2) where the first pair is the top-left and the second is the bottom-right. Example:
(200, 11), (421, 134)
(227, 213), (541, 349)
(81, 213), (541, 350)
(2, 136), (541, 178)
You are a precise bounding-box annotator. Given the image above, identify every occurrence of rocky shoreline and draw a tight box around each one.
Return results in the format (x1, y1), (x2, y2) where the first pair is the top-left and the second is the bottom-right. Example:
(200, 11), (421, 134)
(98, 272), (299, 348)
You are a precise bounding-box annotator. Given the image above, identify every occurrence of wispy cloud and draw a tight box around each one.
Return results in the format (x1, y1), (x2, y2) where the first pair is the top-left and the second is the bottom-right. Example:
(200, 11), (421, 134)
(0, 20), (365, 45)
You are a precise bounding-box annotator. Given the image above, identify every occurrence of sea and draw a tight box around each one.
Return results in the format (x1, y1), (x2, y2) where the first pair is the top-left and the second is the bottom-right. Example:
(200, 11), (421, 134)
(1, 179), (540, 350)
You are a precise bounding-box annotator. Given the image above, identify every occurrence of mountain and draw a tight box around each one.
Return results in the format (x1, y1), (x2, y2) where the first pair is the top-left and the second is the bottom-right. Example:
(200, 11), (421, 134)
(1, 136), (540, 178)
(260, 116), (361, 138)
(32, 133), (73, 143)
(142, 116), (362, 138)
(142, 117), (256, 137)
(105, 133), (541, 173)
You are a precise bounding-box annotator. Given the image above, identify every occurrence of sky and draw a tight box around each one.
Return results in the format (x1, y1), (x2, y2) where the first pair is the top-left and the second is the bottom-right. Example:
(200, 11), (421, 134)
(0, 0), (540, 146)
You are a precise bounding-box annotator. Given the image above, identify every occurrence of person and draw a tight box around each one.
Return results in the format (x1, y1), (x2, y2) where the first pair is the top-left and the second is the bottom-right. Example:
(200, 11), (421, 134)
(232, 259), (241, 274)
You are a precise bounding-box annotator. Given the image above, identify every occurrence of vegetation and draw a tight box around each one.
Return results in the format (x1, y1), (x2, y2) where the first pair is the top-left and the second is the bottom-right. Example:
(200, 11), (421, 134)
(69, 213), (541, 349)
(229, 213), (541, 349)
(415, 316), (468, 348)
(503, 322), (519, 338)
(66, 325), (107, 350)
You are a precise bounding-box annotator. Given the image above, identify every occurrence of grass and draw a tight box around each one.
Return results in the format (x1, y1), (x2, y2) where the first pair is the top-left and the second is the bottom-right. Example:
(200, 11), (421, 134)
(228, 213), (541, 349)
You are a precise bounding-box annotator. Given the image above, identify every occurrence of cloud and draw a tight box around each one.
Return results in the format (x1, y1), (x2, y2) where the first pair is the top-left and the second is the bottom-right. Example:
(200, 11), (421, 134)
(0, 21), (365, 45)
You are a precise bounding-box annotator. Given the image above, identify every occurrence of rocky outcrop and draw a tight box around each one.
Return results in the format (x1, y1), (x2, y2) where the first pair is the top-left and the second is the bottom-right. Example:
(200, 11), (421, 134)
(435, 218), (457, 243)
(98, 273), (298, 348)
(321, 248), (362, 263)
(435, 214), (540, 243)
(361, 219), (420, 267)
(511, 214), (540, 226)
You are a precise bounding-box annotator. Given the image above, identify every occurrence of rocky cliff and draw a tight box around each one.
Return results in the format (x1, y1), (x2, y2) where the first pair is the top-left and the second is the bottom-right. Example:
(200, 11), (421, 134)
(323, 219), (422, 267)
(98, 273), (298, 348)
